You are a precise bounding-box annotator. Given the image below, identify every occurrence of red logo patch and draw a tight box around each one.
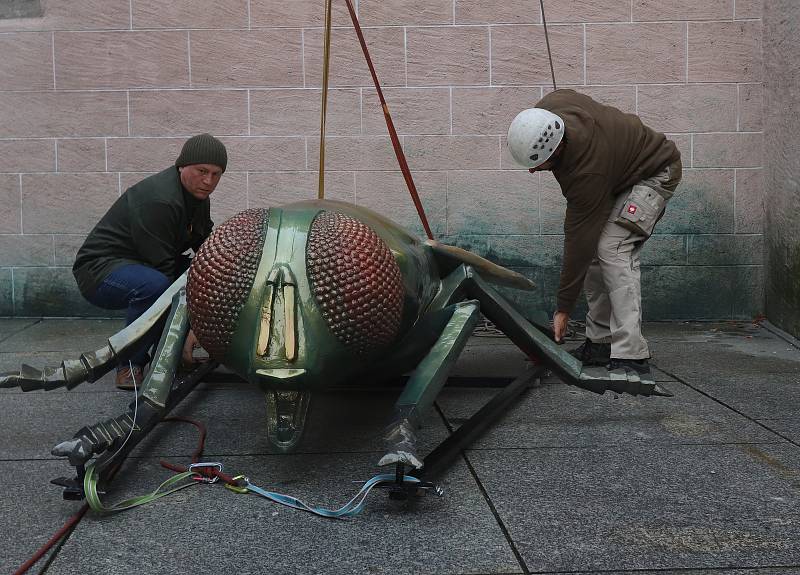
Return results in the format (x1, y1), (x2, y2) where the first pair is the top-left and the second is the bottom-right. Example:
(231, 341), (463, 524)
(627, 204), (637, 215)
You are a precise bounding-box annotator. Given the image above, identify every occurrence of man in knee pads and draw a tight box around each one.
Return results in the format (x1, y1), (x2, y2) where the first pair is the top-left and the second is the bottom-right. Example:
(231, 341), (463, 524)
(73, 133), (228, 389)
(507, 90), (681, 377)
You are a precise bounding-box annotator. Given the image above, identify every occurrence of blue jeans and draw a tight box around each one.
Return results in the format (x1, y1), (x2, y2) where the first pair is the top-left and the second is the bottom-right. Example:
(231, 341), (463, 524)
(84, 264), (171, 368)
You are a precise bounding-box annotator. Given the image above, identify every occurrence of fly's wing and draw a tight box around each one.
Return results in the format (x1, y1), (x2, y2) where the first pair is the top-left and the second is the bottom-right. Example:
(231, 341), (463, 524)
(424, 239), (536, 291)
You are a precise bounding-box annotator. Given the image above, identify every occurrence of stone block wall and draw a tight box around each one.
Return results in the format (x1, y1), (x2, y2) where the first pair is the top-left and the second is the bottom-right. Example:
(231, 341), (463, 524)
(764, 1), (800, 338)
(0, 0), (763, 319)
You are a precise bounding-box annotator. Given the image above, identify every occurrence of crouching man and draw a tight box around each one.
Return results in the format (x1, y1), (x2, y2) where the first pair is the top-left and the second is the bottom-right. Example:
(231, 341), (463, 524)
(72, 133), (227, 389)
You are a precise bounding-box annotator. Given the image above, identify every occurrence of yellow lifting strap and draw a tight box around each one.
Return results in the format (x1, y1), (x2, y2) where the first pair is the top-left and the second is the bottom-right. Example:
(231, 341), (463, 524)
(315, 0), (435, 240)
(317, 0), (333, 200)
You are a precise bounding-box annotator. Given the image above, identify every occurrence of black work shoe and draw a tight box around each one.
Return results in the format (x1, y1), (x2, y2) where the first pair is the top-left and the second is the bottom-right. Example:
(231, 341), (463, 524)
(569, 338), (611, 366)
(607, 358), (652, 378)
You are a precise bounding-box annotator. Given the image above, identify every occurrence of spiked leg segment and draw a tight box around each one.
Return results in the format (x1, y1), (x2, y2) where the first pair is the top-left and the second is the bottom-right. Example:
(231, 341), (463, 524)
(51, 404), (157, 467)
(50, 288), (216, 498)
(0, 274), (187, 391)
(430, 265), (670, 397)
(380, 301), (480, 469)
(460, 268), (670, 397)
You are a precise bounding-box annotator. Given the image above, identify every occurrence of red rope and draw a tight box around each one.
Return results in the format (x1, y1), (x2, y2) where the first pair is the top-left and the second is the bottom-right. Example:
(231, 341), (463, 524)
(158, 416), (241, 486)
(342, 0), (435, 241)
(14, 416), (212, 574)
(13, 504), (89, 575)
(161, 415), (208, 464)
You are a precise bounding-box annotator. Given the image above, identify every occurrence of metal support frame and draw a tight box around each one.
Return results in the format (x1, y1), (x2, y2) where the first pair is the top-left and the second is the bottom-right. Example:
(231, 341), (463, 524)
(412, 367), (543, 481)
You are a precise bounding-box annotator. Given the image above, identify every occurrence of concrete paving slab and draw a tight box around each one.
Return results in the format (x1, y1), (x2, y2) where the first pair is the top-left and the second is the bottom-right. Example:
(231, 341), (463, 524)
(0, 318), (123, 353)
(2, 385), (451, 464)
(647, 322), (800, 422)
(649, 323), (800, 375)
(0, 460), (79, 573)
(436, 377), (780, 449)
(4, 318), (800, 574)
(652, 361), (800, 420)
(0, 390), (133, 460)
(468, 442), (800, 572)
(653, 342), (800, 379)
(143, 386), (453, 459)
(45, 454), (521, 575)
(567, 570), (797, 575)
(452, 335), (529, 379)
(756, 418), (800, 444)
(0, 318), (39, 343)
(644, 320), (764, 341)
(674, 372), (800, 421)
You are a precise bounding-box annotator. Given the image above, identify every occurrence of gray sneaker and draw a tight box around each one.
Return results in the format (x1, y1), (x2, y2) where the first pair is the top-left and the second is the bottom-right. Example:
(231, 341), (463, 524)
(569, 338), (611, 366)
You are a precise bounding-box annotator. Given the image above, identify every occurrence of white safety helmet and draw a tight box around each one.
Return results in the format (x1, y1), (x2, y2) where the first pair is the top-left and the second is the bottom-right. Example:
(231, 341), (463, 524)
(507, 108), (565, 169)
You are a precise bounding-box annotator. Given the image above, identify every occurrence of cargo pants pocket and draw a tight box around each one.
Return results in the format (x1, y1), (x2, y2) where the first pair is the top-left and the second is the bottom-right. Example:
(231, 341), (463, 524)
(614, 184), (667, 238)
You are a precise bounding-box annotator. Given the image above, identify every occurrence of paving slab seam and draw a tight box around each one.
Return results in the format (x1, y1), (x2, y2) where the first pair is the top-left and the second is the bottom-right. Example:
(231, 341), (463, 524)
(38, 519), (82, 575)
(761, 320), (800, 351)
(459, 438), (788, 453)
(433, 401), (532, 575)
(8, 316), (120, 321)
(653, 365), (800, 450)
(522, 566), (800, 574)
(0, 389), (139, 395)
(0, 318), (42, 345)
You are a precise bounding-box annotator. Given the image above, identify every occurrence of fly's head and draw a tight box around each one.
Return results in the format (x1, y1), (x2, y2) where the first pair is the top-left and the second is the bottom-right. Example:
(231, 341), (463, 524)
(186, 204), (406, 391)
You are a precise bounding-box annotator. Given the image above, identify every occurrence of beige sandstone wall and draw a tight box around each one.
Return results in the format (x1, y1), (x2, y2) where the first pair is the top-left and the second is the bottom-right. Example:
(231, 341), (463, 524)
(0, 0), (763, 318)
(764, 0), (800, 337)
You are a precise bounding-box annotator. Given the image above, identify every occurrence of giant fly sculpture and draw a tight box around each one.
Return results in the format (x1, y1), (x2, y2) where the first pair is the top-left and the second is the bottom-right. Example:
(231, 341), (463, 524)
(0, 0), (670, 506)
(0, 200), (669, 499)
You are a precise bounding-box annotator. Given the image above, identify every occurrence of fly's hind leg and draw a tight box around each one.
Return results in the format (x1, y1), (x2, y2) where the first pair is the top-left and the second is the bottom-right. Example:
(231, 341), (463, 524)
(461, 267), (671, 397)
(379, 300), (481, 469)
(51, 288), (209, 484)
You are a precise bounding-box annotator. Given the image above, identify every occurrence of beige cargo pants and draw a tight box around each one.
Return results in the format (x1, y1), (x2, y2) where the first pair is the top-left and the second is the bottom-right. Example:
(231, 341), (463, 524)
(584, 159), (682, 359)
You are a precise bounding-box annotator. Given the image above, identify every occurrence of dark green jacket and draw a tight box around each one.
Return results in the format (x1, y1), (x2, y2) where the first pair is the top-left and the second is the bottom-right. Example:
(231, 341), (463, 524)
(537, 89), (680, 313)
(73, 167), (213, 297)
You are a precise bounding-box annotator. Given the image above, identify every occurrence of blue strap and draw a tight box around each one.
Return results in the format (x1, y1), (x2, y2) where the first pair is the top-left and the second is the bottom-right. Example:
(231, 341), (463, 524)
(242, 473), (420, 519)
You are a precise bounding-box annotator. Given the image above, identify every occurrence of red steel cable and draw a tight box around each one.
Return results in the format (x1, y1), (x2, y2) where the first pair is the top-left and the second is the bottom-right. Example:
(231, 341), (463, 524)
(342, 0), (435, 240)
(14, 416), (210, 574)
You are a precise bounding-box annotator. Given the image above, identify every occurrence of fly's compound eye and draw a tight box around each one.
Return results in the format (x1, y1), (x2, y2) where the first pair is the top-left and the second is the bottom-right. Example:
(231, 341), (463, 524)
(307, 211), (404, 355)
(187, 208), (269, 361)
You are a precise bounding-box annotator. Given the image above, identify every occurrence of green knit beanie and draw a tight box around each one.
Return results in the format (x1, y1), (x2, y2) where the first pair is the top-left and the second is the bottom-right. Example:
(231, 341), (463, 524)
(175, 133), (228, 172)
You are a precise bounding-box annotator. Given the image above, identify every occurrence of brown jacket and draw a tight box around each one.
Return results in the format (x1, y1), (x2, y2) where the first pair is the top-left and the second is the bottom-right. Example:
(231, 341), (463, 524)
(536, 89), (680, 313)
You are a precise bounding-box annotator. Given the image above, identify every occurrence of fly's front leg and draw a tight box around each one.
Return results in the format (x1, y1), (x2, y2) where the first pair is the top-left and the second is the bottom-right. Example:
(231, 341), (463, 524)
(379, 300), (481, 469)
(0, 274), (187, 392)
(52, 289), (193, 474)
(463, 268), (671, 397)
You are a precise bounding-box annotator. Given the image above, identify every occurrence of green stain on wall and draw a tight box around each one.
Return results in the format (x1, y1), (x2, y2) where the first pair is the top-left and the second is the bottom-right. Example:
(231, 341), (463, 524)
(0, 0), (42, 19)
(0, 269), (12, 316)
(767, 240), (800, 337)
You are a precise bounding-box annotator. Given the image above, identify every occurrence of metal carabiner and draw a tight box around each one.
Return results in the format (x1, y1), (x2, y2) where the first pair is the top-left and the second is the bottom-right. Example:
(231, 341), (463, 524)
(188, 462), (223, 484)
(224, 474), (250, 494)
